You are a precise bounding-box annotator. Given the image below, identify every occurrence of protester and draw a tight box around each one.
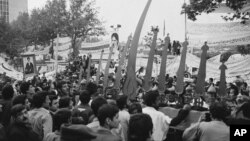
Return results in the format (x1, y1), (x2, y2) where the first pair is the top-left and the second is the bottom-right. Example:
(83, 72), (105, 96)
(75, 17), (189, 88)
(28, 91), (52, 140)
(92, 104), (121, 141)
(183, 102), (230, 141)
(60, 124), (97, 141)
(0, 84), (14, 128)
(87, 96), (107, 129)
(12, 94), (30, 110)
(74, 90), (94, 124)
(44, 109), (72, 141)
(142, 90), (171, 141)
(128, 113), (153, 141)
(116, 95), (130, 141)
(7, 104), (41, 141)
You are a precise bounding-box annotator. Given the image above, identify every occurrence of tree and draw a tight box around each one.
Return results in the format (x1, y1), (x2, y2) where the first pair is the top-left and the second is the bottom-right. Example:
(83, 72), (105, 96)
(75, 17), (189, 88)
(183, 0), (250, 23)
(0, 18), (21, 57)
(11, 12), (33, 51)
(65, 0), (105, 58)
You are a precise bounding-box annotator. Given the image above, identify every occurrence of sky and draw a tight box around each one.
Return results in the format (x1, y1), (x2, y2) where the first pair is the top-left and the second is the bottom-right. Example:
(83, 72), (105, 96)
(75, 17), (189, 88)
(28, 0), (227, 42)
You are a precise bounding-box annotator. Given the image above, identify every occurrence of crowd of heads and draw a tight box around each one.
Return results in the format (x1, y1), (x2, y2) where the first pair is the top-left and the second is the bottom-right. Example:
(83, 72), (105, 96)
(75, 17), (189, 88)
(0, 55), (250, 141)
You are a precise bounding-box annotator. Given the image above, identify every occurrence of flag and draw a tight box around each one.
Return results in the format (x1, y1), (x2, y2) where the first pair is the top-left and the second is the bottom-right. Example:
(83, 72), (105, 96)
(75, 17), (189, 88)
(143, 29), (158, 91)
(123, 0), (152, 99)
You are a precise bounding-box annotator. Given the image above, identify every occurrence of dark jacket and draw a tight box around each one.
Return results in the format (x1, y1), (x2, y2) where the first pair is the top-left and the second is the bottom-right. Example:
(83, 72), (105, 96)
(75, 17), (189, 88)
(92, 128), (122, 141)
(0, 99), (12, 128)
(7, 122), (41, 141)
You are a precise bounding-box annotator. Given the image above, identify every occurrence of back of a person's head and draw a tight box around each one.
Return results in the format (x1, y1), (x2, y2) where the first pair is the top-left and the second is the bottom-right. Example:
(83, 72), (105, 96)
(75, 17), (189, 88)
(79, 90), (91, 105)
(91, 96), (107, 117)
(209, 102), (229, 120)
(129, 113), (153, 141)
(97, 104), (119, 127)
(143, 90), (159, 107)
(60, 124), (96, 141)
(32, 91), (48, 108)
(20, 82), (30, 94)
(12, 95), (27, 106)
(241, 102), (250, 119)
(128, 103), (142, 114)
(11, 104), (26, 118)
(116, 95), (128, 110)
(54, 109), (72, 131)
(59, 96), (72, 109)
(2, 84), (14, 100)
(86, 82), (98, 96)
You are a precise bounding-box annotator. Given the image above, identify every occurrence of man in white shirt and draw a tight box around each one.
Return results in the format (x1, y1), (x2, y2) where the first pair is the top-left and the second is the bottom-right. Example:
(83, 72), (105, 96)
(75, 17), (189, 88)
(142, 90), (172, 141)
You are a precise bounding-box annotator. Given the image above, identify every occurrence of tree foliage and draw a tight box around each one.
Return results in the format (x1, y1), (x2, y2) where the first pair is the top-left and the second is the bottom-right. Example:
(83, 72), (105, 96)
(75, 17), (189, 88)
(1, 0), (105, 58)
(183, 0), (250, 23)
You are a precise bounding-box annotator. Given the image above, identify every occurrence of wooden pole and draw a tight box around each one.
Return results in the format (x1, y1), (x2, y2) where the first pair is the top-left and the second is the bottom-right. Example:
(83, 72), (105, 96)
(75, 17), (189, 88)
(143, 28), (159, 91)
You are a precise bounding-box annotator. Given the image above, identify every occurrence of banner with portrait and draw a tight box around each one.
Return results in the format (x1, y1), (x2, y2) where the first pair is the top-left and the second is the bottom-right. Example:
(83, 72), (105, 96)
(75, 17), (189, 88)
(21, 54), (37, 79)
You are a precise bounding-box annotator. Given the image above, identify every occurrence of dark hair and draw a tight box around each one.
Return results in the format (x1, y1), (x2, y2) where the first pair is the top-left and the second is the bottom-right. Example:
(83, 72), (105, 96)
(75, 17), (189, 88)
(11, 104), (26, 118)
(59, 96), (72, 109)
(57, 81), (67, 90)
(143, 90), (159, 107)
(97, 104), (119, 126)
(128, 103), (142, 114)
(128, 113), (153, 141)
(111, 33), (119, 43)
(79, 90), (91, 105)
(91, 96), (107, 117)
(2, 84), (14, 100)
(49, 95), (58, 106)
(20, 82), (30, 94)
(54, 109), (72, 131)
(209, 78), (213, 82)
(13, 95), (27, 106)
(209, 102), (229, 120)
(116, 95), (128, 110)
(32, 91), (48, 108)
(86, 82), (98, 96)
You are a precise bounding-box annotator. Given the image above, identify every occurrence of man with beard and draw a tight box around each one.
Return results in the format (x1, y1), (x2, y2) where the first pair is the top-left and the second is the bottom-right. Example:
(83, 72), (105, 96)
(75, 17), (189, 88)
(7, 104), (41, 141)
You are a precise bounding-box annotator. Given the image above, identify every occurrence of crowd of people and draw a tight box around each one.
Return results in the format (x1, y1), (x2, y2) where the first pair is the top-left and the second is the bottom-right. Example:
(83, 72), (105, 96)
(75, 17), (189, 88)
(0, 56), (250, 141)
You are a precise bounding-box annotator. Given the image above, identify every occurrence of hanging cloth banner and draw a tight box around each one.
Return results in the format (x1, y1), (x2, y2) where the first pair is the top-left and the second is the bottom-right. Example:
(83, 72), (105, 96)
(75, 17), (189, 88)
(143, 28), (158, 91)
(123, 0), (152, 99)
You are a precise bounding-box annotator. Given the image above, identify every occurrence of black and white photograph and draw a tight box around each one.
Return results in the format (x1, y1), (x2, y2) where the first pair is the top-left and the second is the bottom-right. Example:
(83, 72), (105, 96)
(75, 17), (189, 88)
(1, 0), (250, 141)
